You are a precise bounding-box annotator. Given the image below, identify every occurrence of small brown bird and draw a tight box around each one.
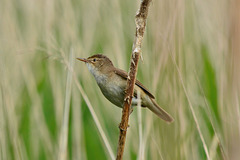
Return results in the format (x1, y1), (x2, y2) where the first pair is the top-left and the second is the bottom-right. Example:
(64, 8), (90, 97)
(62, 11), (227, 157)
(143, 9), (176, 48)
(77, 54), (173, 123)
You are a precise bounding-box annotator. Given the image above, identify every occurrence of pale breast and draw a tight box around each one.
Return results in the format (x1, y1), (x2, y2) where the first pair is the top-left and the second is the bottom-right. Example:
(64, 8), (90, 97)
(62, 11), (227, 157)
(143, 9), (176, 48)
(97, 74), (126, 108)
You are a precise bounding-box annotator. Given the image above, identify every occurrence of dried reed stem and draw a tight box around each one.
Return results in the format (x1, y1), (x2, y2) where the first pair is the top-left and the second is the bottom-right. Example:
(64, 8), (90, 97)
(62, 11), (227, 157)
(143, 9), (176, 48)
(58, 50), (74, 160)
(116, 0), (152, 159)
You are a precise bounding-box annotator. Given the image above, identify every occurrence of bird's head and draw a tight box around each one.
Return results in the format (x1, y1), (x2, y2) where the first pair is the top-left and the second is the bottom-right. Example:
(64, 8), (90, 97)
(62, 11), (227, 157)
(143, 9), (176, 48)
(77, 54), (114, 76)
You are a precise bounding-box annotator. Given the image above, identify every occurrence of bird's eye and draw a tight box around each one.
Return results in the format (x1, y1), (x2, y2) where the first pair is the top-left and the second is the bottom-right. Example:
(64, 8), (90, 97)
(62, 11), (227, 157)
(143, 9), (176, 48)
(93, 58), (96, 62)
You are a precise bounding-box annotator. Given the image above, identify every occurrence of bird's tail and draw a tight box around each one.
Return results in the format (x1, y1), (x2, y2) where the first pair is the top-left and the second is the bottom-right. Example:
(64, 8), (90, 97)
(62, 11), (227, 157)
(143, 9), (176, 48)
(147, 98), (174, 123)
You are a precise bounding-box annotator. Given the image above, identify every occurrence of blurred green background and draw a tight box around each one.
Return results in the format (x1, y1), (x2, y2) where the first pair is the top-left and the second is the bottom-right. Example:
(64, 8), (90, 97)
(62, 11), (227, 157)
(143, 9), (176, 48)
(0, 0), (240, 159)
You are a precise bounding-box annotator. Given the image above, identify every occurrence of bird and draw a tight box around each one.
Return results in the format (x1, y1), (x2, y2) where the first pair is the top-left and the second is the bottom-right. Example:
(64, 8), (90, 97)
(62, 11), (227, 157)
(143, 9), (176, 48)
(77, 54), (173, 123)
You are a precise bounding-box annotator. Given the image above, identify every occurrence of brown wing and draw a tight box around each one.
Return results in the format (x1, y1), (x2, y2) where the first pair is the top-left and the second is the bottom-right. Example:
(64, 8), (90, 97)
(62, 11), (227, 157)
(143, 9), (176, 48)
(114, 69), (155, 99)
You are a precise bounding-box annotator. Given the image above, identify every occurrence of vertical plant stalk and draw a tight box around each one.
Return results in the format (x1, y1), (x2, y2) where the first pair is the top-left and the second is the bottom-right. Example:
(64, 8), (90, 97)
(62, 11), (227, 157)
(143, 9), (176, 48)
(116, 0), (152, 159)
(58, 50), (74, 160)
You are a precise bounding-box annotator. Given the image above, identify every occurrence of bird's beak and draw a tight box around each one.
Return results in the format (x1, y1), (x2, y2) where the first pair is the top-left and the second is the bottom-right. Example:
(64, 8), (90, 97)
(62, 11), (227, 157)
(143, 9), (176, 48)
(76, 57), (88, 63)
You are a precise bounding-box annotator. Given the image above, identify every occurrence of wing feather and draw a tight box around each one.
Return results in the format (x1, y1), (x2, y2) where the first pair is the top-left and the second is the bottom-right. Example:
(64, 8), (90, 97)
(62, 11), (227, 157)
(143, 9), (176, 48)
(114, 69), (155, 99)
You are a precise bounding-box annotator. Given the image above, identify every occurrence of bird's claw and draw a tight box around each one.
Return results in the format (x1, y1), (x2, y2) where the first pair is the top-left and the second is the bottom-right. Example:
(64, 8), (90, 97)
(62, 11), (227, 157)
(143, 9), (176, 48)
(124, 96), (130, 104)
(118, 124), (130, 131)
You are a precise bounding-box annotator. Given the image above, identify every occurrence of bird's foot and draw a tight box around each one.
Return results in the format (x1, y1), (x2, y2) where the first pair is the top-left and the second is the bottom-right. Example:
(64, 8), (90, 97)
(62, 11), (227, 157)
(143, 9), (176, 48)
(118, 124), (130, 131)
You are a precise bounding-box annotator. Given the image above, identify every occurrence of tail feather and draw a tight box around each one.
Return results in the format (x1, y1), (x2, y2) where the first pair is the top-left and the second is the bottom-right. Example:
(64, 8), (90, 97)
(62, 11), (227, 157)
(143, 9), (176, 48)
(147, 98), (174, 123)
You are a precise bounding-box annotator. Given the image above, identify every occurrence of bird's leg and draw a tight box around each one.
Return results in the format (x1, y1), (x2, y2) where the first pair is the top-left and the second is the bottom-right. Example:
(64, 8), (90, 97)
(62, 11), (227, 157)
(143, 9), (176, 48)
(129, 106), (134, 116)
